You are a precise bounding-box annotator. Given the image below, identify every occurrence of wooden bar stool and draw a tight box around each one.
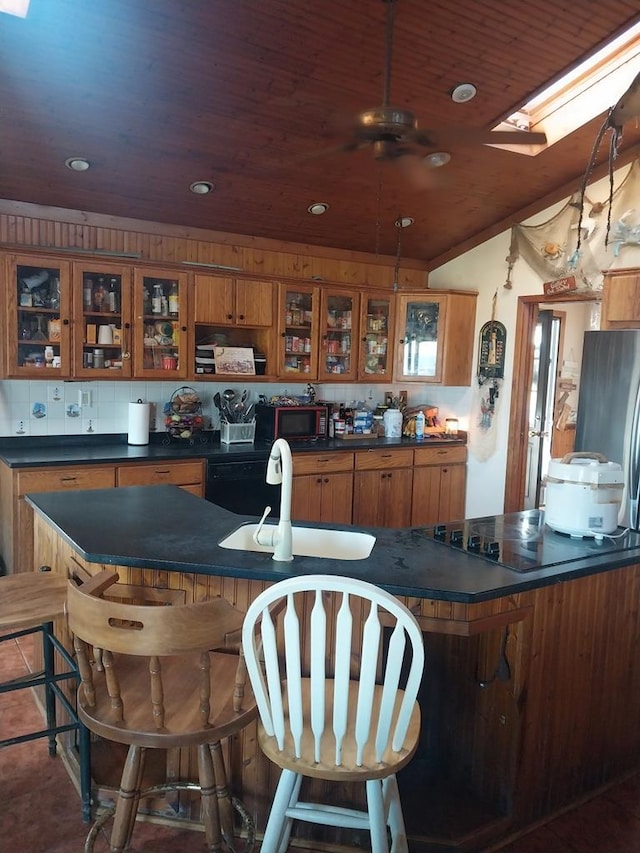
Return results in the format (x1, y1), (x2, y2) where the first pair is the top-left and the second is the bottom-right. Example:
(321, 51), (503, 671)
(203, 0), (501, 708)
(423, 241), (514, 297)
(66, 575), (258, 853)
(0, 570), (92, 822)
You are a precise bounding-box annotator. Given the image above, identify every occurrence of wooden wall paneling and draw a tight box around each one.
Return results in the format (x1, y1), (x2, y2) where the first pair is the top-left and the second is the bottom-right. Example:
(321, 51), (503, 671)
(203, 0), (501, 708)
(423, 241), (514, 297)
(0, 204), (429, 291)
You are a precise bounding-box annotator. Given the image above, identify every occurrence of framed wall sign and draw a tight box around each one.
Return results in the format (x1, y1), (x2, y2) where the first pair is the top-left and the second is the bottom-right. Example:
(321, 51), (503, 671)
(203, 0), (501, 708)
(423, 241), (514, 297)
(478, 320), (506, 383)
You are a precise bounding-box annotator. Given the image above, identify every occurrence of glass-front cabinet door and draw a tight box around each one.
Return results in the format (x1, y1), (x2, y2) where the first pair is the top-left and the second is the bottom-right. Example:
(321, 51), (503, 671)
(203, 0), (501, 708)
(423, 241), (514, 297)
(72, 262), (132, 378)
(132, 268), (188, 378)
(358, 294), (394, 381)
(277, 284), (319, 378)
(7, 254), (72, 377)
(318, 289), (359, 382)
(395, 294), (447, 382)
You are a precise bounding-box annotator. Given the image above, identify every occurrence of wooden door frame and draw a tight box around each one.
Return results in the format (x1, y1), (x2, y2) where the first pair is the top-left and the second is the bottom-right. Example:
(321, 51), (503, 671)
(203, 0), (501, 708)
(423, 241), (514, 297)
(504, 292), (600, 513)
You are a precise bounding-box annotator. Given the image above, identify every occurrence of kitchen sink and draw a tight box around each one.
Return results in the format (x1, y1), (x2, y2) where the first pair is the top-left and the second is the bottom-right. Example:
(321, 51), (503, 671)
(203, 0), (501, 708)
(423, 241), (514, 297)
(218, 524), (376, 561)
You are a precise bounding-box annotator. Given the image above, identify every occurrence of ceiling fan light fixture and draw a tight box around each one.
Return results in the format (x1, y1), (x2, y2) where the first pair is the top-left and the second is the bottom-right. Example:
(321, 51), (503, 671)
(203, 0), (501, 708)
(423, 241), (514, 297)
(451, 83), (477, 104)
(64, 157), (90, 172)
(190, 181), (214, 195)
(395, 216), (414, 229)
(307, 202), (329, 215)
(424, 151), (451, 168)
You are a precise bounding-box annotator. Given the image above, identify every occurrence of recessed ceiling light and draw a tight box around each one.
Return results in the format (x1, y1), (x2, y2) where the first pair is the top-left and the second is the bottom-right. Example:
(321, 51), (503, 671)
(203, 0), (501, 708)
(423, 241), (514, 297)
(451, 83), (477, 103)
(395, 217), (414, 228)
(64, 157), (90, 172)
(190, 181), (214, 194)
(307, 202), (329, 215)
(424, 151), (451, 168)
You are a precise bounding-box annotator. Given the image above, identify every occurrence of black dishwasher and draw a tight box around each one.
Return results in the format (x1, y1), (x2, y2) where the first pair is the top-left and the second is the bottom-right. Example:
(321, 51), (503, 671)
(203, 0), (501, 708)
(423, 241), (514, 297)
(205, 460), (281, 518)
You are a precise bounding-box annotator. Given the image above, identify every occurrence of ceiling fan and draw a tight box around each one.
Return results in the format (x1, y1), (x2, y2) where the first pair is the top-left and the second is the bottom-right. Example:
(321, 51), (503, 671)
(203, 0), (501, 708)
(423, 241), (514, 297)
(336, 0), (547, 186)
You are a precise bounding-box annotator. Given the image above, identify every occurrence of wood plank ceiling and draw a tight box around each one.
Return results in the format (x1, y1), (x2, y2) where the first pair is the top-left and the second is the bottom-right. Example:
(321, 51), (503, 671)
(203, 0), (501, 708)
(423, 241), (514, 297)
(1, 0), (639, 268)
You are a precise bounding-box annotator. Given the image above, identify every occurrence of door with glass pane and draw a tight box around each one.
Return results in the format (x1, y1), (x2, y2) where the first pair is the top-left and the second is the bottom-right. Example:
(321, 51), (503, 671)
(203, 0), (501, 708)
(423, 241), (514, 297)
(132, 268), (188, 378)
(318, 289), (359, 382)
(7, 254), (72, 377)
(395, 294), (446, 382)
(358, 294), (394, 380)
(72, 262), (132, 377)
(277, 284), (319, 378)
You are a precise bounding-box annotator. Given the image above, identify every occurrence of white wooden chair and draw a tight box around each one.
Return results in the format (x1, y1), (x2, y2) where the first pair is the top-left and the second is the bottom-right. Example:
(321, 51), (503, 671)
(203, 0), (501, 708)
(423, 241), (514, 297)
(241, 574), (425, 853)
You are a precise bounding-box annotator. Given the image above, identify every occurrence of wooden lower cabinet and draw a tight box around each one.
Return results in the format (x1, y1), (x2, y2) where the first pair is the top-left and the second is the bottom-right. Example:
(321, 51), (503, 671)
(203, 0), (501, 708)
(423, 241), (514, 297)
(352, 448), (414, 528)
(0, 458), (205, 575)
(412, 445), (467, 526)
(291, 452), (354, 524)
(116, 460), (205, 497)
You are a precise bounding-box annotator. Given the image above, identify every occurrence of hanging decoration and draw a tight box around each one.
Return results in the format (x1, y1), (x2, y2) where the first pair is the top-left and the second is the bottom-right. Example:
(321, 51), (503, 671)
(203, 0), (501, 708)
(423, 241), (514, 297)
(469, 290), (504, 462)
(506, 158), (640, 291)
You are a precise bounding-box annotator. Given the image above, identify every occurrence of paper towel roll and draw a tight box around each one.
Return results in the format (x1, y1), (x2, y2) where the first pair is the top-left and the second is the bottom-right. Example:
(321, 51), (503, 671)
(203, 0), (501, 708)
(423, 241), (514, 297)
(128, 400), (150, 445)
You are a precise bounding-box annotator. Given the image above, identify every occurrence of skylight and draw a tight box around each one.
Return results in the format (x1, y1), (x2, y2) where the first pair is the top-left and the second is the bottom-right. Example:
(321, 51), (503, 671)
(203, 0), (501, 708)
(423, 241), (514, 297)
(0, 0), (30, 16)
(491, 19), (640, 155)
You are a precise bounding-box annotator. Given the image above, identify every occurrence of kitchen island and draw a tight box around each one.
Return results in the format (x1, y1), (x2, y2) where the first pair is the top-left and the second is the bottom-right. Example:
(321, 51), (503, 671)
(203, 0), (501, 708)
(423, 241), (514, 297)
(26, 485), (640, 852)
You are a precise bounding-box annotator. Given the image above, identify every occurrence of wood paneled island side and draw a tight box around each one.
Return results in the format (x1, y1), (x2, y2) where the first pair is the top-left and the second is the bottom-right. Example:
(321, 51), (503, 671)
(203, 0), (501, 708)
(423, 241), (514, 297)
(27, 485), (640, 852)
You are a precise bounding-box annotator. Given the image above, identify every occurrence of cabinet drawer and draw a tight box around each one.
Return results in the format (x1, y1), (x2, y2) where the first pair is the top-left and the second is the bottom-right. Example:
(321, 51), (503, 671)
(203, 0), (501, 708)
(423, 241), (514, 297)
(17, 466), (116, 496)
(354, 449), (414, 471)
(414, 446), (467, 466)
(117, 461), (204, 487)
(293, 452), (354, 476)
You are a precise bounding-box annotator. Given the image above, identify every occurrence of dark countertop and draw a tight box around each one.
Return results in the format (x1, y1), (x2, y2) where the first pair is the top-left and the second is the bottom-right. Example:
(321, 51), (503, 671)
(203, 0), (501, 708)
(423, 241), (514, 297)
(0, 432), (466, 468)
(25, 484), (640, 604)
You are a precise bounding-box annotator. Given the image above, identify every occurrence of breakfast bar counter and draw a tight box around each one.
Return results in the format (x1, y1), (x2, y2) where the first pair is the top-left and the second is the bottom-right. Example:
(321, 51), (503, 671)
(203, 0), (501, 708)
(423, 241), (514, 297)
(26, 485), (640, 852)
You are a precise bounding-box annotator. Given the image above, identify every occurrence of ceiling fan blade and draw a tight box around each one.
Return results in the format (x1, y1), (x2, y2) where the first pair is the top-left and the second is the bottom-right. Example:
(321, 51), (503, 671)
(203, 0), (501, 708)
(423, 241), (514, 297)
(414, 127), (547, 147)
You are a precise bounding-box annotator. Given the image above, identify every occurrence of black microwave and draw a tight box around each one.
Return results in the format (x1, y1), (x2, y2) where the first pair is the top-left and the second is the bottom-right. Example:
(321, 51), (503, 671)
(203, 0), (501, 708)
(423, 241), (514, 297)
(254, 403), (329, 442)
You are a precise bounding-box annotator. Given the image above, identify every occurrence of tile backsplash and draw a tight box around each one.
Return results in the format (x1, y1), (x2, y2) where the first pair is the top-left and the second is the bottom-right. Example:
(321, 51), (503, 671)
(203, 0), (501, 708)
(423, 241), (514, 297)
(0, 379), (469, 437)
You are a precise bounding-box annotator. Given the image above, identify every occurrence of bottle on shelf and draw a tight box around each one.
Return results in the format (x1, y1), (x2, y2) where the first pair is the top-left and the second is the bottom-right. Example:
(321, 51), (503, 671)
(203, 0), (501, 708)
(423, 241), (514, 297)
(93, 277), (106, 312)
(83, 278), (93, 310)
(19, 282), (32, 307)
(142, 285), (151, 315)
(108, 278), (119, 313)
(168, 281), (179, 316)
(152, 283), (163, 315)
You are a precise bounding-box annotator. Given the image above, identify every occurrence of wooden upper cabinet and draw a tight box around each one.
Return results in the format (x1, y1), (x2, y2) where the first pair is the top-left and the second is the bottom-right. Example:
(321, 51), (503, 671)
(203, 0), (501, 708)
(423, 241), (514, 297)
(193, 274), (273, 327)
(277, 283), (320, 379)
(318, 287), (360, 382)
(394, 291), (477, 385)
(5, 253), (73, 378)
(132, 267), (189, 378)
(72, 261), (133, 378)
(600, 269), (640, 328)
(357, 293), (395, 381)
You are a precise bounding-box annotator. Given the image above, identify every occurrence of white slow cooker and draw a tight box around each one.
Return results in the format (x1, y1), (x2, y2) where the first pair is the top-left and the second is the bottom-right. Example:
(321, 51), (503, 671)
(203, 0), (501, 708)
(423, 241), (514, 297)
(544, 452), (624, 537)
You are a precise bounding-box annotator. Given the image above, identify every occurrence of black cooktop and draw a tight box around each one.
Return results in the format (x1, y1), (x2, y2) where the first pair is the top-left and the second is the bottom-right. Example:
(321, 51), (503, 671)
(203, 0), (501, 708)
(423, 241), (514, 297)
(424, 509), (640, 573)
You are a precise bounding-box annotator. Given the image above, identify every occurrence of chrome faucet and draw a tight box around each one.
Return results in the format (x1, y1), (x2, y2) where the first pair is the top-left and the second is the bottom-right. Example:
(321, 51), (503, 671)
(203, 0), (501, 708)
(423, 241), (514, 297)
(253, 438), (293, 561)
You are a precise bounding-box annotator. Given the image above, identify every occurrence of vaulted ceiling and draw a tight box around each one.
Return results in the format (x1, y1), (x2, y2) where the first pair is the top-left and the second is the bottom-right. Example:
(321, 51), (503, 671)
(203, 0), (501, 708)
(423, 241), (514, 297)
(1, 0), (640, 269)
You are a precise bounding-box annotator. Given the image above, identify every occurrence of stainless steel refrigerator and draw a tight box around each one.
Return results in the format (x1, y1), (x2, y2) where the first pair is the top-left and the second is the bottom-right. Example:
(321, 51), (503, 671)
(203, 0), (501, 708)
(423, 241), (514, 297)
(575, 329), (640, 529)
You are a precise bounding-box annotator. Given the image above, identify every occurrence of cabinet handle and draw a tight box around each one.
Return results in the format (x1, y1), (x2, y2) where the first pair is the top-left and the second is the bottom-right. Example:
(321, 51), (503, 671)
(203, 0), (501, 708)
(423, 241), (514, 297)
(227, 314), (233, 320)
(381, 454), (392, 459)
(316, 477), (322, 484)
(155, 469), (170, 475)
(62, 318), (70, 326)
(324, 477), (329, 483)
(60, 477), (78, 483)
(316, 458), (330, 463)
(238, 314), (245, 320)
(181, 325), (187, 332)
